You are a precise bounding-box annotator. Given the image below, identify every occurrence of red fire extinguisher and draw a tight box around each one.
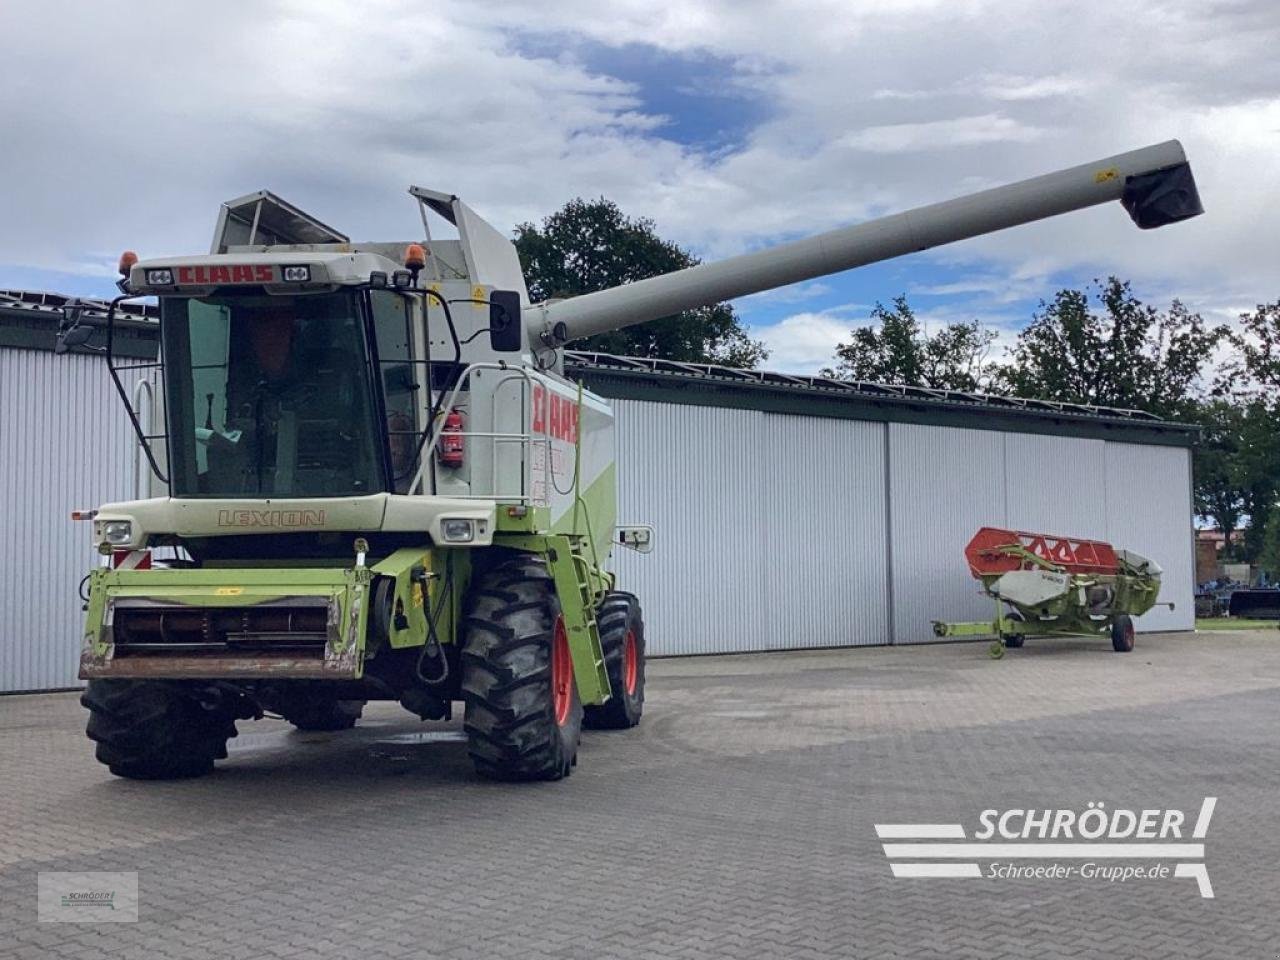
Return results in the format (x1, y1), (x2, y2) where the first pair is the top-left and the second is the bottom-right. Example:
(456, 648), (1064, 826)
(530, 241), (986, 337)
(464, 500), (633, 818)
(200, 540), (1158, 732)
(437, 409), (465, 468)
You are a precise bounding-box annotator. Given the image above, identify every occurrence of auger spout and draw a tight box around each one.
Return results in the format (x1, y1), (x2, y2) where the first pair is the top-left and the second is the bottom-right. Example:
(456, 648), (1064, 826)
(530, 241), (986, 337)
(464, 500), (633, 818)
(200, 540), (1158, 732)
(533, 140), (1201, 344)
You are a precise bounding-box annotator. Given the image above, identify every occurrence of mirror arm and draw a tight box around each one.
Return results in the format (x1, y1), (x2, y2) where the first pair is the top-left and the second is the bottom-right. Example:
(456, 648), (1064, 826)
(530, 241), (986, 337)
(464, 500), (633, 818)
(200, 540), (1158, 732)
(104, 295), (169, 485)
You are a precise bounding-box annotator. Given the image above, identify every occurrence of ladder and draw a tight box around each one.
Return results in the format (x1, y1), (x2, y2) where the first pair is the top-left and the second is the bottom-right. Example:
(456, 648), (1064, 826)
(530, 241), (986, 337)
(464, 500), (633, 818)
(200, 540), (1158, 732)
(546, 536), (611, 704)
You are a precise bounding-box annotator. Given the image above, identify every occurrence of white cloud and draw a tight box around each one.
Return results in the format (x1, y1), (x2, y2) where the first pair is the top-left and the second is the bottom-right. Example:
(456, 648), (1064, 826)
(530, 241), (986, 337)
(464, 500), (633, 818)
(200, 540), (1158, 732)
(751, 311), (858, 373)
(838, 114), (1049, 153)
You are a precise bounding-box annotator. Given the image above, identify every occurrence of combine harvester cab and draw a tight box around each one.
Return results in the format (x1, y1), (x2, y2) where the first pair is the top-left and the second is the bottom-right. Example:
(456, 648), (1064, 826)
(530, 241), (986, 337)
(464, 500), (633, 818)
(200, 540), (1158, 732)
(934, 527), (1168, 658)
(58, 142), (1201, 780)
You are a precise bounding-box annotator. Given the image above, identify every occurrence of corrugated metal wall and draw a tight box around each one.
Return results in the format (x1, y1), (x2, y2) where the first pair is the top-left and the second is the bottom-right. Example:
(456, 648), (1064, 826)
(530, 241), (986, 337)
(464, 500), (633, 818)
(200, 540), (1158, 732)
(1, 349), (137, 692)
(612, 400), (888, 656)
(1102, 442), (1195, 632)
(613, 404), (1193, 653)
(0, 347), (1196, 688)
(888, 424), (1007, 644)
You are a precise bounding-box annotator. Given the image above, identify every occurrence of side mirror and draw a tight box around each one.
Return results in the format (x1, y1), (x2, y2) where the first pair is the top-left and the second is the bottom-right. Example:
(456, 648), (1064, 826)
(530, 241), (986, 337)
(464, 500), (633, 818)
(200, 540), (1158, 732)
(488, 290), (522, 352)
(615, 525), (655, 554)
(55, 302), (98, 354)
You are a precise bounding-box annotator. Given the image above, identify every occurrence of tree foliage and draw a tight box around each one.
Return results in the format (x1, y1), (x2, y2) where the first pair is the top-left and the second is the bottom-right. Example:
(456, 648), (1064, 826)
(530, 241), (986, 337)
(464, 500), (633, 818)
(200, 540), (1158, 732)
(823, 296), (995, 390)
(1215, 302), (1280, 565)
(513, 198), (767, 367)
(997, 277), (1228, 420)
(1235, 300), (1280, 397)
(1233, 401), (1280, 564)
(1193, 400), (1248, 543)
(1261, 510), (1280, 578)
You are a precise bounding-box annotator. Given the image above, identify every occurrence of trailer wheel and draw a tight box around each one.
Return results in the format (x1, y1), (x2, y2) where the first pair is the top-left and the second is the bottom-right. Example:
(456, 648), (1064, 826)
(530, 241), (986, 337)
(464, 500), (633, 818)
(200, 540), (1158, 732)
(461, 554), (582, 781)
(82, 680), (237, 780)
(1002, 610), (1025, 648)
(282, 699), (365, 732)
(583, 592), (645, 730)
(1111, 614), (1136, 653)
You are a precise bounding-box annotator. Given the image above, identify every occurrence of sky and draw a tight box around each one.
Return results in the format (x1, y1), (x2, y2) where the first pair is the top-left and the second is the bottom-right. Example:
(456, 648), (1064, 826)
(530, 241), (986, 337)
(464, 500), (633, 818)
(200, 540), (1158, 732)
(1, 0), (1277, 373)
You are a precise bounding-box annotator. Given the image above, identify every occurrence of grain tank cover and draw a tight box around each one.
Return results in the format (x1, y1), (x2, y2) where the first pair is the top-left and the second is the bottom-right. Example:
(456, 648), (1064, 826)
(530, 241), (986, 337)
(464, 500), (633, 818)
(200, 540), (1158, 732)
(212, 190), (349, 253)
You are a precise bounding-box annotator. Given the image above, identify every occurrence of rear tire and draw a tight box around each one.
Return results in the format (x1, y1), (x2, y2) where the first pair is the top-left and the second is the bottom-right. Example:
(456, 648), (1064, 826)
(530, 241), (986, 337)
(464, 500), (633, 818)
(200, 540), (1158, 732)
(82, 680), (237, 780)
(1111, 614), (1136, 653)
(461, 555), (582, 781)
(583, 592), (645, 730)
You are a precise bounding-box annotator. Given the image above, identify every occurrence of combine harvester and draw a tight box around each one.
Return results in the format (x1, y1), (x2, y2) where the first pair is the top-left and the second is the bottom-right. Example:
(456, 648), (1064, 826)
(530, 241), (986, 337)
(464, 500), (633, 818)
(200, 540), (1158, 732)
(56, 141), (1201, 780)
(933, 527), (1168, 658)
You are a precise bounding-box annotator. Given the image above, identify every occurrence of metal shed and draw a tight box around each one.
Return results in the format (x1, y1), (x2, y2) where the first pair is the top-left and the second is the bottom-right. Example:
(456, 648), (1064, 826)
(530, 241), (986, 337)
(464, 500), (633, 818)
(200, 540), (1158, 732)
(568, 354), (1197, 655)
(0, 293), (1196, 689)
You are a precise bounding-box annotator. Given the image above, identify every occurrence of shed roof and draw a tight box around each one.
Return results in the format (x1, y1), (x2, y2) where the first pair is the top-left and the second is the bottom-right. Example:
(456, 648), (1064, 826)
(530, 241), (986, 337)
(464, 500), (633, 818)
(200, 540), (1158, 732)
(0, 289), (1197, 446)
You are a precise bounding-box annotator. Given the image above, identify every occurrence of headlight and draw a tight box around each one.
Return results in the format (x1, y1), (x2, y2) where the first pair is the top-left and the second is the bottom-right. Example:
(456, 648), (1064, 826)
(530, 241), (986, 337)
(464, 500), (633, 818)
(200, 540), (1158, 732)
(282, 265), (311, 282)
(440, 519), (474, 543)
(102, 520), (133, 545)
(145, 268), (174, 285)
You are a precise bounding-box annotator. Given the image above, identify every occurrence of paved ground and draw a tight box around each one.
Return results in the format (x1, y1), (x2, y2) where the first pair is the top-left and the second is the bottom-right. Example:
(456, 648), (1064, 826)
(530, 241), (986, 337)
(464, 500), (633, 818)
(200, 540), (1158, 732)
(2, 628), (1279, 959)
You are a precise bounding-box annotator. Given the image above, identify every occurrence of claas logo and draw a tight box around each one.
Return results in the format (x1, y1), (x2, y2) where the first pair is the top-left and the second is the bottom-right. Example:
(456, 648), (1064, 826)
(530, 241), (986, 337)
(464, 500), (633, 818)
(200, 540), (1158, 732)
(531, 384), (579, 443)
(176, 264), (274, 285)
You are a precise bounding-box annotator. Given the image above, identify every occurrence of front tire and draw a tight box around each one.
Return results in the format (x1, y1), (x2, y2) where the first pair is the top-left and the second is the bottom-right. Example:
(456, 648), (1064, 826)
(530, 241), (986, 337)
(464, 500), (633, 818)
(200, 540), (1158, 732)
(583, 592), (645, 729)
(82, 680), (238, 780)
(461, 555), (582, 781)
(1111, 614), (1136, 653)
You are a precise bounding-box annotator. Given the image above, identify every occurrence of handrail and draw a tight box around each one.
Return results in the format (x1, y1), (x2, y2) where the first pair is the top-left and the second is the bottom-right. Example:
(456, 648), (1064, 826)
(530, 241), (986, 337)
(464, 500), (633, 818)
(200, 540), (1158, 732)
(408, 362), (540, 496)
(131, 378), (155, 499)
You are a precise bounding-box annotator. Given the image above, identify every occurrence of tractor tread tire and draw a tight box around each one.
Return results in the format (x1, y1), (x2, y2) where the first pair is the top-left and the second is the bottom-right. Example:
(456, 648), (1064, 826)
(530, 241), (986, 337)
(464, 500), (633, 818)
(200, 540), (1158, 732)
(82, 680), (237, 780)
(461, 555), (582, 781)
(583, 592), (646, 730)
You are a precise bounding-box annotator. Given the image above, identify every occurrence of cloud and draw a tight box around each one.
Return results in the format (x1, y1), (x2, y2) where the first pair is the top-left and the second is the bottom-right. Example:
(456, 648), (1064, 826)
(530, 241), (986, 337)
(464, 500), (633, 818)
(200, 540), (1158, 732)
(751, 311), (857, 373)
(838, 114), (1049, 153)
(0, 0), (1276, 340)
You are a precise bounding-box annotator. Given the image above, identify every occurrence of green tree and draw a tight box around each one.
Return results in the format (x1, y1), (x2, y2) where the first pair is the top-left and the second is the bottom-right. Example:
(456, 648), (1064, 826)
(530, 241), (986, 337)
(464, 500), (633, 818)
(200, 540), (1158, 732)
(1235, 401), (1280, 563)
(1193, 399), (1248, 547)
(1220, 302), (1280, 563)
(1236, 300), (1280, 396)
(823, 296), (996, 390)
(513, 198), (766, 367)
(1261, 511), (1280, 578)
(997, 277), (1228, 419)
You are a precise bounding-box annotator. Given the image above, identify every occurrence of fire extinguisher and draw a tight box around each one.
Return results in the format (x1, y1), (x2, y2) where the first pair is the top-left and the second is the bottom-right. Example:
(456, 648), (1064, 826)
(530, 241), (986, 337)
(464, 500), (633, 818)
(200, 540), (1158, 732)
(437, 408), (464, 468)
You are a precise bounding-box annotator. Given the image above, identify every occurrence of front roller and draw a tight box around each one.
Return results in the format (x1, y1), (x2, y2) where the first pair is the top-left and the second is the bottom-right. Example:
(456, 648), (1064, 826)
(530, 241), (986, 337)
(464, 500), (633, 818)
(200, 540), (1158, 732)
(460, 555), (583, 781)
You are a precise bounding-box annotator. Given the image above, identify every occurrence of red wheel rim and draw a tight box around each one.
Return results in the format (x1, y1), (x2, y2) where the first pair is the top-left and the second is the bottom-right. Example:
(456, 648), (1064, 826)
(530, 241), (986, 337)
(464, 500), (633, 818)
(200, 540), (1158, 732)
(622, 629), (638, 696)
(552, 615), (573, 726)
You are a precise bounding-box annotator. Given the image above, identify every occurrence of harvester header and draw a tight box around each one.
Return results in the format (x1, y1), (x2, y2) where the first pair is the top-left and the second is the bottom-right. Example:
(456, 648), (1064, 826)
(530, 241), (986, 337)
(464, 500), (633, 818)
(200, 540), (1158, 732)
(937, 527), (1167, 658)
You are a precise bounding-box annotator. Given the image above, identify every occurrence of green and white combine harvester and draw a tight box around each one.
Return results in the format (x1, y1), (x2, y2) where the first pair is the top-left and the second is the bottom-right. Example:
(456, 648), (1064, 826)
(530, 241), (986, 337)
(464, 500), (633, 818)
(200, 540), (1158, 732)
(57, 141), (1202, 780)
(932, 527), (1168, 659)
